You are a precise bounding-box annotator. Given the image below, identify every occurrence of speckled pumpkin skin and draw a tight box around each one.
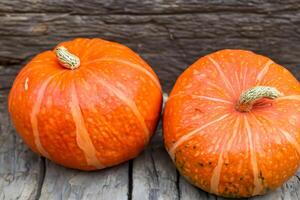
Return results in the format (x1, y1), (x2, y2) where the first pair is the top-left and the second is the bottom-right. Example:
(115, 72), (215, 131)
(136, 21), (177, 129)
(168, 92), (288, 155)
(163, 50), (300, 197)
(9, 38), (162, 170)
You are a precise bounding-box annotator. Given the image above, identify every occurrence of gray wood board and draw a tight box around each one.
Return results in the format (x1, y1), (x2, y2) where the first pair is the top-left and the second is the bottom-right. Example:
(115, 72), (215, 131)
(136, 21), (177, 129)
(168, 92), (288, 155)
(40, 160), (129, 200)
(0, 91), (42, 200)
(1, 0), (300, 199)
(132, 121), (179, 200)
(1, 0), (299, 15)
(1, 0), (300, 92)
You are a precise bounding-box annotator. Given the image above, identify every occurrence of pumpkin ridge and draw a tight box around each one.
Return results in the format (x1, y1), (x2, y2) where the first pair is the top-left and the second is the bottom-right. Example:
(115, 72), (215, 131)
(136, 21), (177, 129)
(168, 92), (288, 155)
(244, 116), (263, 195)
(85, 68), (150, 144)
(210, 117), (240, 194)
(169, 113), (230, 160)
(207, 81), (233, 100)
(249, 113), (266, 154)
(70, 82), (104, 169)
(82, 57), (161, 91)
(255, 60), (273, 84)
(241, 63), (248, 92)
(250, 112), (268, 191)
(168, 93), (233, 105)
(250, 113), (294, 193)
(207, 56), (235, 97)
(234, 71), (241, 92)
(276, 95), (300, 102)
(209, 132), (228, 194)
(102, 41), (151, 68)
(30, 72), (62, 158)
(279, 129), (300, 156)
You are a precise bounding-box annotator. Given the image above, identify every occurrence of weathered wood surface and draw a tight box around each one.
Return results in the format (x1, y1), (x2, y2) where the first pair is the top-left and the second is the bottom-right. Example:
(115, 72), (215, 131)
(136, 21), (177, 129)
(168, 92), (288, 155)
(40, 160), (128, 200)
(1, 0), (300, 93)
(0, 91), (42, 200)
(1, 0), (300, 199)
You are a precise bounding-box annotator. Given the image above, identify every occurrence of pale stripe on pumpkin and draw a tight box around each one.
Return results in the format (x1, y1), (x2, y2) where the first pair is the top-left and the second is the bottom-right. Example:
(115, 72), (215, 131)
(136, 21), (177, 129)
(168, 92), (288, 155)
(87, 69), (150, 143)
(169, 114), (230, 160)
(241, 65), (248, 91)
(83, 57), (161, 91)
(235, 72), (241, 92)
(70, 83), (104, 169)
(276, 95), (300, 101)
(167, 93), (233, 105)
(30, 74), (59, 158)
(191, 95), (233, 104)
(256, 60), (273, 84)
(208, 56), (235, 97)
(244, 116), (263, 195)
(210, 117), (240, 194)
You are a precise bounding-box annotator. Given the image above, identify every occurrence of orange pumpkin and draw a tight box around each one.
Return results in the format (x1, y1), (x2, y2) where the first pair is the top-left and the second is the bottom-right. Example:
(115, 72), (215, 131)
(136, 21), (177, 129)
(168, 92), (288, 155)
(163, 49), (300, 197)
(8, 38), (162, 170)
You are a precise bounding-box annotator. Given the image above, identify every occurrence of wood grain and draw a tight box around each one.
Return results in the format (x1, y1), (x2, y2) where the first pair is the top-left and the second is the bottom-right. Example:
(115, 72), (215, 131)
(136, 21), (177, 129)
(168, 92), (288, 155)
(0, 91), (42, 200)
(1, 0), (299, 14)
(1, 0), (300, 92)
(1, 1), (300, 200)
(132, 121), (179, 200)
(39, 160), (129, 200)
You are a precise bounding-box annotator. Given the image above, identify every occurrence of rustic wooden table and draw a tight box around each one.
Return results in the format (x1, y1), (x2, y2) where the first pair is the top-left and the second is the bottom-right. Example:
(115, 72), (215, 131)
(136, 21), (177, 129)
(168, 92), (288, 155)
(1, 1), (300, 199)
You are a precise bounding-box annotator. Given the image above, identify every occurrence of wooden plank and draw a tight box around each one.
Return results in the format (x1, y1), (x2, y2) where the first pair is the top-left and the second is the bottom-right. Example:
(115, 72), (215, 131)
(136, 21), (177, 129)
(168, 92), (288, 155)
(280, 172), (300, 200)
(1, 11), (300, 92)
(1, 0), (299, 14)
(40, 161), (129, 200)
(131, 145), (179, 200)
(1, 12), (300, 64)
(132, 121), (179, 200)
(0, 65), (20, 90)
(179, 177), (207, 200)
(0, 90), (42, 200)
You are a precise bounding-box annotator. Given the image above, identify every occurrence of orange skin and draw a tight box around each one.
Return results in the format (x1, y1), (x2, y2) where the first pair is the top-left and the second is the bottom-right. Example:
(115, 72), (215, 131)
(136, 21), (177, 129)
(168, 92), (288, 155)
(8, 38), (162, 170)
(163, 50), (300, 197)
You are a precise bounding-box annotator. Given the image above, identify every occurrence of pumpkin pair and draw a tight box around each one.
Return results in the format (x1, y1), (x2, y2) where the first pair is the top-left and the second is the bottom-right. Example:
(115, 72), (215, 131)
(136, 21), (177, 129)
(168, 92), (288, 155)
(8, 38), (300, 198)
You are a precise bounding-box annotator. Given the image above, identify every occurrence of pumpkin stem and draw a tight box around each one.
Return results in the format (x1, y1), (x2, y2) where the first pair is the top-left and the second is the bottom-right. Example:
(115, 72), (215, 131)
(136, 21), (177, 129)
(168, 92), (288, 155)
(235, 86), (282, 112)
(55, 46), (80, 70)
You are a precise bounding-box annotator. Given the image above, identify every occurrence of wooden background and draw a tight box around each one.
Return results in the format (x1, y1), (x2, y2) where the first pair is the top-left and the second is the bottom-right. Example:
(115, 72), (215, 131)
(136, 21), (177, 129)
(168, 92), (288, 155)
(1, 0), (300, 199)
